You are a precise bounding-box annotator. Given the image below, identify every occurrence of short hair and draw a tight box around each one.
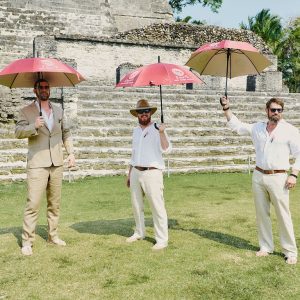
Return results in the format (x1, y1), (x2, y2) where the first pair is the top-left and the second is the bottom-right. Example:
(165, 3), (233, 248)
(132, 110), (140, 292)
(34, 78), (49, 89)
(266, 98), (284, 110)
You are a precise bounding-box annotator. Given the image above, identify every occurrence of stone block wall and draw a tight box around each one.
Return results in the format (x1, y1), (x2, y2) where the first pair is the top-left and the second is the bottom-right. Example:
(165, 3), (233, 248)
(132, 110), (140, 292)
(54, 36), (280, 94)
(110, 0), (173, 32)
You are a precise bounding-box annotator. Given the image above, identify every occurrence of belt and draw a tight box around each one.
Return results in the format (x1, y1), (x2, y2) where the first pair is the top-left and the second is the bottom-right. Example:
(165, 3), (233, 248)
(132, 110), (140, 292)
(134, 166), (158, 171)
(255, 166), (286, 174)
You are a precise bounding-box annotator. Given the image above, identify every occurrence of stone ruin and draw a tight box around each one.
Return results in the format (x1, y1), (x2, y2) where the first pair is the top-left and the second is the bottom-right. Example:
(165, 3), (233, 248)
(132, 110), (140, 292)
(0, 0), (298, 180)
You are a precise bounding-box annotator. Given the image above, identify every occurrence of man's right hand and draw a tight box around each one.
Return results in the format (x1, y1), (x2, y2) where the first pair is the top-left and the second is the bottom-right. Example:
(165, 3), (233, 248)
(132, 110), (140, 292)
(35, 116), (45, 129)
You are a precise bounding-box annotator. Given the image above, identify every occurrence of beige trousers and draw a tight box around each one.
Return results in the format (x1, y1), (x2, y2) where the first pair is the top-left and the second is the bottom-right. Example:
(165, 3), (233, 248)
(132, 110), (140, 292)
(252, 170), (297, 258)
(22, 166), (63, 247)
(130, 167), (168, 245)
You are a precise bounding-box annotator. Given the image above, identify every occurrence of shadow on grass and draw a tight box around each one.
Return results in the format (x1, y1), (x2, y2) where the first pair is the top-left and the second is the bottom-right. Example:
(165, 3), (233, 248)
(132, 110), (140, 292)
(0, 225), (48, 247)
(190, 228), (283, 257)
(190, 228), (258, 251)
(70, 218), (178, 240)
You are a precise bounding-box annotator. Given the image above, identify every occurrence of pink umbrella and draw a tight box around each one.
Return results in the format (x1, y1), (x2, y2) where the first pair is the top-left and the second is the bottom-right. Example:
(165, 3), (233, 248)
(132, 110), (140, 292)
(0, 57), (85, 88)
(185, 40), (272, 96)
(116, 57), (203, 123)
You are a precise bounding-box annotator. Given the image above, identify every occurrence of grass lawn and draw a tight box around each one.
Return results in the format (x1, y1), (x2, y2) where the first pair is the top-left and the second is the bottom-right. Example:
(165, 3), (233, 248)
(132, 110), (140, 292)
(0, 173), (299, 300)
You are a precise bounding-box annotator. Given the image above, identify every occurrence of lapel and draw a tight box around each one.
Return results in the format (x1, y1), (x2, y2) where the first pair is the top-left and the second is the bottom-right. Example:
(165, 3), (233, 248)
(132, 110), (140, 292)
(51, 104), (62, 134)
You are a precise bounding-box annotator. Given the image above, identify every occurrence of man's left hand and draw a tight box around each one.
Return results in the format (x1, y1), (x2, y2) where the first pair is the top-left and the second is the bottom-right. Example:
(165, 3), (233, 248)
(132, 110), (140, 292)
(285, 176), (297, 189)
(66, 153), (75, 168)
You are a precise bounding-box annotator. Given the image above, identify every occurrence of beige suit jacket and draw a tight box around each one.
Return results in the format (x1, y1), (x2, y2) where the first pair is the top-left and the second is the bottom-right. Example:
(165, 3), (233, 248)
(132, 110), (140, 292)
(15, 101), (74, 168)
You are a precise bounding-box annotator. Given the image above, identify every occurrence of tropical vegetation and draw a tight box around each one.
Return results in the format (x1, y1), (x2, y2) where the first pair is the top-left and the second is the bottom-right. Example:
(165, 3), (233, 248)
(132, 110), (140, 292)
(241, 9), (300, 93)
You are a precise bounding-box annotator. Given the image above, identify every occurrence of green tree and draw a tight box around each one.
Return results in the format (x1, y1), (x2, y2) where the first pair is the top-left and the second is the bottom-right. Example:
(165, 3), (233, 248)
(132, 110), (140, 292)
(240, 9), (283, 51)
(169, 0), (223, 13)
(276, 17), (300, 92)
(240, 9), (299, 92)
(175, 15), (206, 25)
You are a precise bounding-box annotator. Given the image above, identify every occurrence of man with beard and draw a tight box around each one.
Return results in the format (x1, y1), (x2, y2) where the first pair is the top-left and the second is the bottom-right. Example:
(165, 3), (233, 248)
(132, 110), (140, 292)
(220, 96), (300, 264)
(15, 79), (75, 256)
(126, 99), (172, 250)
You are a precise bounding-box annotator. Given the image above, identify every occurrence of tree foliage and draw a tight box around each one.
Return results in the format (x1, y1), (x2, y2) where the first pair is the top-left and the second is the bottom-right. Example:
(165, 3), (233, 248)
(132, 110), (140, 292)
(277, 17), (300, 92)
(175, 15), (206, 25)
(240, 9), (283, 50)
(169, 0), (223, 13)
(240, 9), (299, 93)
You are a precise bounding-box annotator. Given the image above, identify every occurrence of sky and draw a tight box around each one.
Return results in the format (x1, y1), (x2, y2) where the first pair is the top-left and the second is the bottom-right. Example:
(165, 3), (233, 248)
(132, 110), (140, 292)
(177, 0), (300, 28)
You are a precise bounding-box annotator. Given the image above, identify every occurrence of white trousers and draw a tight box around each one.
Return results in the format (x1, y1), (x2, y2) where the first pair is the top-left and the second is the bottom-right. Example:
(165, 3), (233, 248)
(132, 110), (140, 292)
(130, 167), (168, 245)
(252, 170), (297, 257)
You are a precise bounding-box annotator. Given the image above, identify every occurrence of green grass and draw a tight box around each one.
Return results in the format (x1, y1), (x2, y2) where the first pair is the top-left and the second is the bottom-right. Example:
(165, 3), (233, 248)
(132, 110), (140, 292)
(0, 173), (299, 300)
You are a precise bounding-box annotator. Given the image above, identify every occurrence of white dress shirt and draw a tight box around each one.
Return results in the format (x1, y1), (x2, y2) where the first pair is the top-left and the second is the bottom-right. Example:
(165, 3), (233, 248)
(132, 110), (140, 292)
(228, 114), (300, 170)
(35, 101), (54, 131)
(130, 123), (172, 170)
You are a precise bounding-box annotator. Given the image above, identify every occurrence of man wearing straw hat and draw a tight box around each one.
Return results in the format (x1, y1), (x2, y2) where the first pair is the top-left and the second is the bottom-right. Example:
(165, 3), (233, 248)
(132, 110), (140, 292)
(126, 99), (172, 250)
(15, 78), (75, 256)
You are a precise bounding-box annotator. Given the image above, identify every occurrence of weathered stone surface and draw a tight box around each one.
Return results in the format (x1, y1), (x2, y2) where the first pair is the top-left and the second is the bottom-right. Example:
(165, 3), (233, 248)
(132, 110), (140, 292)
(113, 22), (271, 53)
(0, 0), (296, 180)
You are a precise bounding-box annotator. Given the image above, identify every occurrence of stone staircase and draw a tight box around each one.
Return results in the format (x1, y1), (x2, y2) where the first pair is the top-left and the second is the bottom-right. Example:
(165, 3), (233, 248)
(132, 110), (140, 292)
(0, 84), (299, 181)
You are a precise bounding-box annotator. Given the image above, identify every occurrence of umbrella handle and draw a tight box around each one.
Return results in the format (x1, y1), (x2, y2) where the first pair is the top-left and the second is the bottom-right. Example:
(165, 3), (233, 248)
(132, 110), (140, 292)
(154, 122), (159, 131)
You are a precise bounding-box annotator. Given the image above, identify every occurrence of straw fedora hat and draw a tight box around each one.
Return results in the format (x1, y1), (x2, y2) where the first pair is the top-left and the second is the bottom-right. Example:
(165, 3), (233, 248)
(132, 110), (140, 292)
(130, 99), (157, 117)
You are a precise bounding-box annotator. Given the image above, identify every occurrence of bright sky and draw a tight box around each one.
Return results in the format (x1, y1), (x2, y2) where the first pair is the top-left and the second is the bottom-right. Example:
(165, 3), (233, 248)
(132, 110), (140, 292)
(177, 0), (300, 28)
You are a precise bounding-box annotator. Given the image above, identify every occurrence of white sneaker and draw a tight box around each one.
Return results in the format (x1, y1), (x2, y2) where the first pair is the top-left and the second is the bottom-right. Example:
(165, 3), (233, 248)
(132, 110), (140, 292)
(126, 234), (144, 243)
(21, 245), (33, 256)
(48, 238), (66, 246)
(152, 243), (168, 250)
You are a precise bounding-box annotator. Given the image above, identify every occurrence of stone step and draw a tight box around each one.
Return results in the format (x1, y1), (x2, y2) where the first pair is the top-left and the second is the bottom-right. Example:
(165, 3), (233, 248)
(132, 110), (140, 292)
(76, 126), (239, 137)
(0, 135), (254, 154)
(0, 153), (256, 179)
(78, 97), (300, 108)
(76, 116), (300, 129)
(78, 84), (300, 98)
(79, 84), (299, 95)
(77, 108), (299, 120)
(0, 163), (256, 182)
(72, 135), (253, 148)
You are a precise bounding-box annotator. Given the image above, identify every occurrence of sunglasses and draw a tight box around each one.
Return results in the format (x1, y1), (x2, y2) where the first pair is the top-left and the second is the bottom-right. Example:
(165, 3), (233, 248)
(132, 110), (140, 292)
(37, 85), (50, 90)
(269, 108), (283, 113)
(136, 108), (151, 114)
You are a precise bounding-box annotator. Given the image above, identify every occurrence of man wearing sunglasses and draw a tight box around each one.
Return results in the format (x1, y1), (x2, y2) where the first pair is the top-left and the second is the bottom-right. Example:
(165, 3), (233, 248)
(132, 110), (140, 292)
(126, 99), (172, 250)
(15, 78), (75, 256)
(220, 96), (300, 264)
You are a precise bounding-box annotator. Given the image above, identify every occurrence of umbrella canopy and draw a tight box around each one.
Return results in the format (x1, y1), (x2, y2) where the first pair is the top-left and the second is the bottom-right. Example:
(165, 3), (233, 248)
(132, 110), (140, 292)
(116, 62), (202, 87)
(185, 40), (272, 96)
(116, 61), (203, 123)
(0, 57), (85, 88)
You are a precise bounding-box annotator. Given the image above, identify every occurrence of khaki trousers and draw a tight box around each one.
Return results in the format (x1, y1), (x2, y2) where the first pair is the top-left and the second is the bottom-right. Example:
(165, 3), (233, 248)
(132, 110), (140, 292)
(252, 170), (297, 258)
(130, 167), (168, 245)
(22, 166), (63, 247)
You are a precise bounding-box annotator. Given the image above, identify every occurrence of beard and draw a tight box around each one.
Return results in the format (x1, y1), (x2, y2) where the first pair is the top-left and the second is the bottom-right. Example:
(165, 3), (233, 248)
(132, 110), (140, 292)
(268, 114), (281, 123)
(138, 115), (151, 126)
(35, 91), (50, 101)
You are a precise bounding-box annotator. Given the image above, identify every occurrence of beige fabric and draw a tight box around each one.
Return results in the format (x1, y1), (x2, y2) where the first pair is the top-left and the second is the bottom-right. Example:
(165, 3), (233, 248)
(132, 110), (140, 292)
(22, 166), (63, 246)
(16, 101), (73, 247)
(15, 102), (73, 168)
(252, 170), (297, 258)
(130, 167), (168, 245)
